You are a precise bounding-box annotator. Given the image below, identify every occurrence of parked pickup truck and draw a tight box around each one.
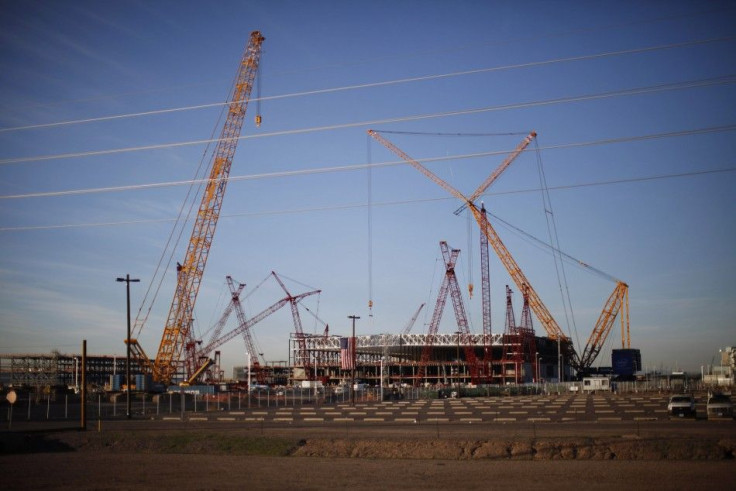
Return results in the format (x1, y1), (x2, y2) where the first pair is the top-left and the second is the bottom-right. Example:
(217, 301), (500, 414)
(667, 394), (696, 418)
(706, 393), (733, 420)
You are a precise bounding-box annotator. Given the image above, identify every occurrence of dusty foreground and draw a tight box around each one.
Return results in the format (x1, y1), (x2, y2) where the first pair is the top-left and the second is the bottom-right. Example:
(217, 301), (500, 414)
(1, 424), (735, 490)
(2, 453), (736, 490)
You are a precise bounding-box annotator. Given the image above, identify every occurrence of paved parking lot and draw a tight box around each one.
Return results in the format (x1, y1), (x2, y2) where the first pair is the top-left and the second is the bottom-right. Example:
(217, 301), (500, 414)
(155, 393), (711, 424)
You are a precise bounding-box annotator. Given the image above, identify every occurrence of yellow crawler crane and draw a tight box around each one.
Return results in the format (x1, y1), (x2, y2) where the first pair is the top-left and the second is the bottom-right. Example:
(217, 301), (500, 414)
(128, 31), (265, 385)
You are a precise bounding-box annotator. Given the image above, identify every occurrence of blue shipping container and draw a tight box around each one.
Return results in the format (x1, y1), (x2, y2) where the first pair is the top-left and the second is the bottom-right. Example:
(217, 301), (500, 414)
(612, 349), (641, 376)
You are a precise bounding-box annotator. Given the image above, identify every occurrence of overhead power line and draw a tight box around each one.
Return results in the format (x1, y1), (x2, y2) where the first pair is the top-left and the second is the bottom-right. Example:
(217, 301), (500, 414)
(1, 75), (734, 166)
(0, 36), (732, 135)
(1, 124), (733, 200)
(1, 166), (733, 232)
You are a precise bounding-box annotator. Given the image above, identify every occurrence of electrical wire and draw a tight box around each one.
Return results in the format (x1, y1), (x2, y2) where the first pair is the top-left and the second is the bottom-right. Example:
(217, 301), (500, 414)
(1, 166), (733, 232)
(2, 124), (734, 200)
(1, 74), (734, 166)
(6, 4), (731, 118)
(2, 36), (732, 135)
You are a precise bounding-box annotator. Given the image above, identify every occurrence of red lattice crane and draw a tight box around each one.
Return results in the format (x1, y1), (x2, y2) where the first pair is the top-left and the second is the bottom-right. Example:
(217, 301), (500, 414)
(127, 31), (265, 384)
(204, 277), (246, 351)
(272, 272), (317, 381)
(479, 203), (492, 375)
(368, 129), (629, 373)
(189, 272), (320, 384)
(417, 241), (480, 385)
(226, 276), (267, 384)
(500, 285), (536, 384)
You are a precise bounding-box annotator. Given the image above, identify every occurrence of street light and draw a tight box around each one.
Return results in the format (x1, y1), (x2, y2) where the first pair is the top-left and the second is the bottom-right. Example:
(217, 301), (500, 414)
(455, 331), (462, 397)
(348, 315), (360, 404)
(117, 274), (140, 419)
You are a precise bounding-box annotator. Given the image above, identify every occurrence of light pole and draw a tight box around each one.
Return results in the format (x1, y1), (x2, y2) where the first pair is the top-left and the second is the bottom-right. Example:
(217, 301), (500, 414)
(348, 315), (360, 404)
(247, 352), (251, 391)
(117, 274), (140, 419)
(557, 335), (562, 384)
(536, 352), (540, 384)
(455, 331), (462, 397)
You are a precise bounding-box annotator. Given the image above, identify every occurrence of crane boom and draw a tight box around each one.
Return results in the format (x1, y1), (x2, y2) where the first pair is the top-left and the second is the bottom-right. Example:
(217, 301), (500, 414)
(455, 131), (537, 215)
(369, 129), (637, 371)
(196, 287), (320, 361)
(469, 204), (567, 340)
(152, 31), (265, 384)
(368, 129), (568, 344)
(401, 303), (426, 335)
(272, 271), (319, 380)
(576, 281), (629, 370)
(417, 244), (456, 382)
(204, 277), (246, 350)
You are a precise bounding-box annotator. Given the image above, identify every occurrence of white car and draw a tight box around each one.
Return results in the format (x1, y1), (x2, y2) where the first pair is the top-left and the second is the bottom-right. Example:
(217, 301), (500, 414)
(667, 394), (696, 418)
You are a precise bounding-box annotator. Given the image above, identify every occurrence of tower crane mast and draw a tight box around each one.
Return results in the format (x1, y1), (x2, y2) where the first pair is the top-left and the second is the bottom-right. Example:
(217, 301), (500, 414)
(480, 203), (492, 368)
(130, 31), (265, 384)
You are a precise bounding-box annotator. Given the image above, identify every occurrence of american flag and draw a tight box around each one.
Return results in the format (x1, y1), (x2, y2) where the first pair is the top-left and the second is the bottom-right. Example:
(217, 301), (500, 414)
(340, 337), (355, 370)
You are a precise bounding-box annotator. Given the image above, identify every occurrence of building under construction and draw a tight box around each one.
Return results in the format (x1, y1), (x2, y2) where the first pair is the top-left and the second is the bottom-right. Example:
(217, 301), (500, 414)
(0, 352), (144, 392)
(286, 332), (566, 387)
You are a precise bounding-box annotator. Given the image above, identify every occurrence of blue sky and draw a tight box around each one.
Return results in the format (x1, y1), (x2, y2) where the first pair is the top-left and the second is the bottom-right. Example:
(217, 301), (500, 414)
(1, 1), (734, 376)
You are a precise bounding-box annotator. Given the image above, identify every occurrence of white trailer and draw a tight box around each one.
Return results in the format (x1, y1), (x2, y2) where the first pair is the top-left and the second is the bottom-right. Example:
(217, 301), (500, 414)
(582, 377), (611, 392)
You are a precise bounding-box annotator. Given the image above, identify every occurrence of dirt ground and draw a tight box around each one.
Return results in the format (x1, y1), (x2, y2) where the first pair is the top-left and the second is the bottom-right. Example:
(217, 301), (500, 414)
(1, 425), (735, 490)
(2, 453), (736, 490)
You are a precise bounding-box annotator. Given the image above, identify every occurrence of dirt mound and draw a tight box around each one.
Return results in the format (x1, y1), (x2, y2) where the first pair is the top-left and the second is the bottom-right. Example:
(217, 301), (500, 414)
(292, 437), (736, 460)
(3, 429), (734, 461)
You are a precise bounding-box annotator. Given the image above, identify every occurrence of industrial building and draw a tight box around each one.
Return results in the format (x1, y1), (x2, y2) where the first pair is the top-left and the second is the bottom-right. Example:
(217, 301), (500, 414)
(0, 353), (144, 392)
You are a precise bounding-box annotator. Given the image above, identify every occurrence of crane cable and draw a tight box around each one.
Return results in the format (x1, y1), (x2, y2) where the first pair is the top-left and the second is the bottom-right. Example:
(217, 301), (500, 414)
(367, 134), (374, 318)
(533, 137), (581, 351)
(130, 67), (238, 340)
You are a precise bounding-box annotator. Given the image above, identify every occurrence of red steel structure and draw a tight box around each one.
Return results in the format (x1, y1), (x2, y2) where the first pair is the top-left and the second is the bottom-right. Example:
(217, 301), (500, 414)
(417, 242), (480, 385)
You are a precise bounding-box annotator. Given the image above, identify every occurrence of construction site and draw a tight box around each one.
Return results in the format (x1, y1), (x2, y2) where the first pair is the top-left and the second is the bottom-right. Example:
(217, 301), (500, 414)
(0, 30), (645, 397)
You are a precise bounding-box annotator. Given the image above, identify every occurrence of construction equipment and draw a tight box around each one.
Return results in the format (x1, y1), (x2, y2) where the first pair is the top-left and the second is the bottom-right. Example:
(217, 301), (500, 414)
(204, 277), (246, 352)
(479, 203), (492, 372)
(272, 272), (317, 381)
(226, 276), (267, 385)
(401, 303), (426, 335)
(576, 281), (629, 371)
(367, 129), (629, 373)
(188, 272), (320, 385)
(128, 31), (265, 385)
(417, 241), (480, 385)
(499, 284), (537, 384)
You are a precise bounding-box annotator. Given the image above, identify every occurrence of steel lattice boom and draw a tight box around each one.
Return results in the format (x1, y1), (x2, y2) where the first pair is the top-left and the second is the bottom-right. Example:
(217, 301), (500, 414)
(150, 31), (265, 384)
(368, 129), (630, 373)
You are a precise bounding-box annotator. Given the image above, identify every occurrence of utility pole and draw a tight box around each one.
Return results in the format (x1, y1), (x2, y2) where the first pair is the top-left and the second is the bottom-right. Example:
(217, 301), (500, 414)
(117, 274), (140, 419)
(348, 315), (360, 405)
(80, 340), (86, 430)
